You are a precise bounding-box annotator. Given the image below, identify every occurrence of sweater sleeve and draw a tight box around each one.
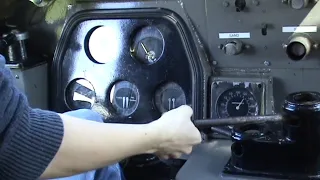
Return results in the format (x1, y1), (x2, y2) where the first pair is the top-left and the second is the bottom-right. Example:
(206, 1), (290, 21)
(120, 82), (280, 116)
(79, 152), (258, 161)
(0, 55), (64, 180)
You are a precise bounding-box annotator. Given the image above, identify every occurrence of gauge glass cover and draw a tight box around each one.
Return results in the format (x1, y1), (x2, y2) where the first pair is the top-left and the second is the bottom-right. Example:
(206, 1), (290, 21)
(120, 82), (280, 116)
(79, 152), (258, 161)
(216, 87), (258, 118)
(65, 78), (96, 110)
(130, 26), (164, 64)
(110, 81), (140, 116)
(155, 82), (187, 113)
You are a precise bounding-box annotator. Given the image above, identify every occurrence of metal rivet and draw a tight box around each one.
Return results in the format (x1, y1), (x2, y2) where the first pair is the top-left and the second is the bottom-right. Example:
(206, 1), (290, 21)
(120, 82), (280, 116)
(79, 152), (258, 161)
(264, 61), (271, 66)
(212, 61), (218, 65)
(252, 0), (260, 6)
(282, 43), (288, 48)
(223, 1), (230, 7)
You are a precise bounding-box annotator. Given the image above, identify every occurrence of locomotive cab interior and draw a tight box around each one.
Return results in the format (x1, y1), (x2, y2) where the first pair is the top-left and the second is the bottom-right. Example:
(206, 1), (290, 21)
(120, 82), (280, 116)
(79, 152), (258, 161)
(2, 0), (320, 179)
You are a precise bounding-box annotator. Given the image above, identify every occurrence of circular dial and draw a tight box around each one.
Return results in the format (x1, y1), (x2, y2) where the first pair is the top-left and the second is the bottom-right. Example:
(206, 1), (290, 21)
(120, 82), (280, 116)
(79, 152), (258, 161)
(216, 88), (258, 118)
(110, 81), (140, 116)
(65, 78), (96, 110)
(86, 26), (122, 64)
(130, 26), (164, 64)
(155, 82), (187, 113)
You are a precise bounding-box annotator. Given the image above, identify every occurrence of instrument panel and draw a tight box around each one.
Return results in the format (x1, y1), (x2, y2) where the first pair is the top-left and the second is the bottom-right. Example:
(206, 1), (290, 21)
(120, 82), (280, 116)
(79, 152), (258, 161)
(48, 0), (320, 132)
(51, 9), (206, 124)
(207, 0), (320, 69)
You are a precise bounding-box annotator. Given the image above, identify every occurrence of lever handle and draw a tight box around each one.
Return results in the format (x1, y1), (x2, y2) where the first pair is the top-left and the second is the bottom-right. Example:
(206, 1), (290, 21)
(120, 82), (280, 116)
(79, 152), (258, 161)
(0, 33), (16, 52)
(194, 115), (284, 128)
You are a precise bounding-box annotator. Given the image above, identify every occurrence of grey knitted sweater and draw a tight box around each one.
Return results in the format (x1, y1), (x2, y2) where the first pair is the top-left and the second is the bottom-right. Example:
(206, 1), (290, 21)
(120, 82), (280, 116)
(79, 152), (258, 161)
(0, 55), (64, 180)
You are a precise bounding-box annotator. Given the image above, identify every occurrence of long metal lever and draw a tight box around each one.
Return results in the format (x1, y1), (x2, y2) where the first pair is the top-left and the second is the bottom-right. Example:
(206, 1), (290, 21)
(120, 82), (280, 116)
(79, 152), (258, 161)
(194, 114), (284, 128)
(92, 103), (284, 129)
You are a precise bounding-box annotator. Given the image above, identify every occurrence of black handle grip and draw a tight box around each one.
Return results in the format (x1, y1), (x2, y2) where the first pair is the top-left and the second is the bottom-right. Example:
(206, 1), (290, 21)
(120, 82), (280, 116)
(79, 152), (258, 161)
(0, 33), (16, 51)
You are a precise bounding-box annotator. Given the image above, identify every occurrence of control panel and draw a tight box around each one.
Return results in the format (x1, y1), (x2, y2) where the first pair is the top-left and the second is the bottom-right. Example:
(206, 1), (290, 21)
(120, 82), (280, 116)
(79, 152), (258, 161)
(202, 0), (320, 123)
(207, 0), (320, 68)
(45, 0), (320, 132)
(26, 0), (320, 179)
(51, 9), (206, 124)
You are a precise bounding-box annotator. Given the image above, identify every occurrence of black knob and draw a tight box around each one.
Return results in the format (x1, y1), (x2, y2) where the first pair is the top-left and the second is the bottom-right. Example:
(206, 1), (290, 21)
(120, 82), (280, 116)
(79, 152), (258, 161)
(235, 0), (246, 12)
(222, 40), (243, 55)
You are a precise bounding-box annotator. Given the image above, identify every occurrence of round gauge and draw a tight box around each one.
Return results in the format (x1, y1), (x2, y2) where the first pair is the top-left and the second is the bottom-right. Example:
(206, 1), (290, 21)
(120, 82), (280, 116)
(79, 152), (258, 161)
(130, 26), (164, 64)
(155, 82), (187, 113)
(86, 26), (121, 64)
(65, 78), (96, 110)
(110, 81), (140, 116)
(216, 88), (258, 118)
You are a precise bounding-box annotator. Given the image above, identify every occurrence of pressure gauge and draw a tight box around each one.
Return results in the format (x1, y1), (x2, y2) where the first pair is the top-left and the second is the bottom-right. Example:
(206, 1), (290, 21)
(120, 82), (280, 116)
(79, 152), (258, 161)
(130, 26), (165, 64)
(216, 87), (259, 118)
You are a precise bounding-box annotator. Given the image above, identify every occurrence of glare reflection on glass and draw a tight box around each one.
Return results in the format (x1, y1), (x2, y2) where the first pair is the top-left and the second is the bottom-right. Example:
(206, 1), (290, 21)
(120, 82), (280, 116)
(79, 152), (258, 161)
(88, 26), (122, 64)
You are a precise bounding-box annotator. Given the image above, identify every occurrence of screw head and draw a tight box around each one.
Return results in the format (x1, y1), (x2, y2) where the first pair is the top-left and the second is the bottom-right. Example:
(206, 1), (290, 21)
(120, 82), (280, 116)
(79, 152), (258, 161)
(252, 0), (260, 6)
(264, 61), (271, 66)
(282, 43), (288, 48)
(68, 4), (73, 10)
(212, 61), (218, 65)
(223, 1), (230, 7)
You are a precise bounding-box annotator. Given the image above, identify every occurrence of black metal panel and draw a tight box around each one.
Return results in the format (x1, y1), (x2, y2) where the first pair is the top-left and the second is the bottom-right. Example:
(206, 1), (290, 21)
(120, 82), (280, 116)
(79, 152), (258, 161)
(51, 9), (205, 124)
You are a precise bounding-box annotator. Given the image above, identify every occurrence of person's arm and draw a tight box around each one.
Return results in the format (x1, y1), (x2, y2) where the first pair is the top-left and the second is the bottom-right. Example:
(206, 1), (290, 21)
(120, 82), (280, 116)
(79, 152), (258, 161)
(0, 54), (201, 179)
(41, 105), (200, 179)
(0, 55), (64, 180)
(41, 115), (158, 178)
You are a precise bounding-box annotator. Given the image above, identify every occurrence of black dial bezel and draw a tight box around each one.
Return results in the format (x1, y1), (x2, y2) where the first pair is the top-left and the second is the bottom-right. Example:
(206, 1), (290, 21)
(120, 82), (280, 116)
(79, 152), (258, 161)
(130, 25), (165, 65)
(51, 8), (206, 124)
(216, 87), (259, 118)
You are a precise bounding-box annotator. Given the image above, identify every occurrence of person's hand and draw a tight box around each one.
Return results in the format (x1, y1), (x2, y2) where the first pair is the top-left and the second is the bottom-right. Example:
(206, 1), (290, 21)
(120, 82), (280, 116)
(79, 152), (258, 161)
(149, 105), (202, 159)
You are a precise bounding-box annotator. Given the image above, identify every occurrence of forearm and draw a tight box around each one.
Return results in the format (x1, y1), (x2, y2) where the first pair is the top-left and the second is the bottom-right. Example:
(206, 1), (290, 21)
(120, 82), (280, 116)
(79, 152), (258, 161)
(40, 113), (159, 179)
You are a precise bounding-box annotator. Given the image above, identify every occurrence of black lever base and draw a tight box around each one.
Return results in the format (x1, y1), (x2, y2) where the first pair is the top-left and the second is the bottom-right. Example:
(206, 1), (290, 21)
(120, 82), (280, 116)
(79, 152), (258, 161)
(223, 91), (320, 179)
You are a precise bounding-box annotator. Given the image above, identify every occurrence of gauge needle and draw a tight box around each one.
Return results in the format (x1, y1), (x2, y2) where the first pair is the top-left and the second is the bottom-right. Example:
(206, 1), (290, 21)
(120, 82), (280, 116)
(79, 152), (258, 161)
(172, 98), (176, 109)
(236, 98), (245, 110)
(140, 42), (149, 54)
(141, 42), (156, 61)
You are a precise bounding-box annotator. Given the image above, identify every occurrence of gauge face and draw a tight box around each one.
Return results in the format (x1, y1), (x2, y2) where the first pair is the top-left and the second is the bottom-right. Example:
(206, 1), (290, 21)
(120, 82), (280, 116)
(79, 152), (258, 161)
(65, 78), (96, 110)
(130, 26), (164, 64)
(155, 82), (187, 113)
(216, 88), (258, 118)
(86, 26), (122, 64)
(110, 81), (140, 116)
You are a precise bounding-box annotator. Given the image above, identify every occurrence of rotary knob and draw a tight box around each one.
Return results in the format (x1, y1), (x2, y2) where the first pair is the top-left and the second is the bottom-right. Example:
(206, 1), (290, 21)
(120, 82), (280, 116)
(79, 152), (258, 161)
(221, 40), (243, 55)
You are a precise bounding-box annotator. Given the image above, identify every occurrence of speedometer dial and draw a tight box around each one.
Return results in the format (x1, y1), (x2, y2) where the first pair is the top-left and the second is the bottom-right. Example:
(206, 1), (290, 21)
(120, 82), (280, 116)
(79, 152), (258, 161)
(216, 88), (258, 118)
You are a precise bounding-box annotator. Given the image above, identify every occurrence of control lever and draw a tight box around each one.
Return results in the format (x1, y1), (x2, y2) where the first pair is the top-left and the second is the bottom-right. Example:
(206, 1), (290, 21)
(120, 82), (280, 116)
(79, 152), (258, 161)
(193, 114), (284, 129)
(92, 102), (283, 130)
(0, 33), (16, 52)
